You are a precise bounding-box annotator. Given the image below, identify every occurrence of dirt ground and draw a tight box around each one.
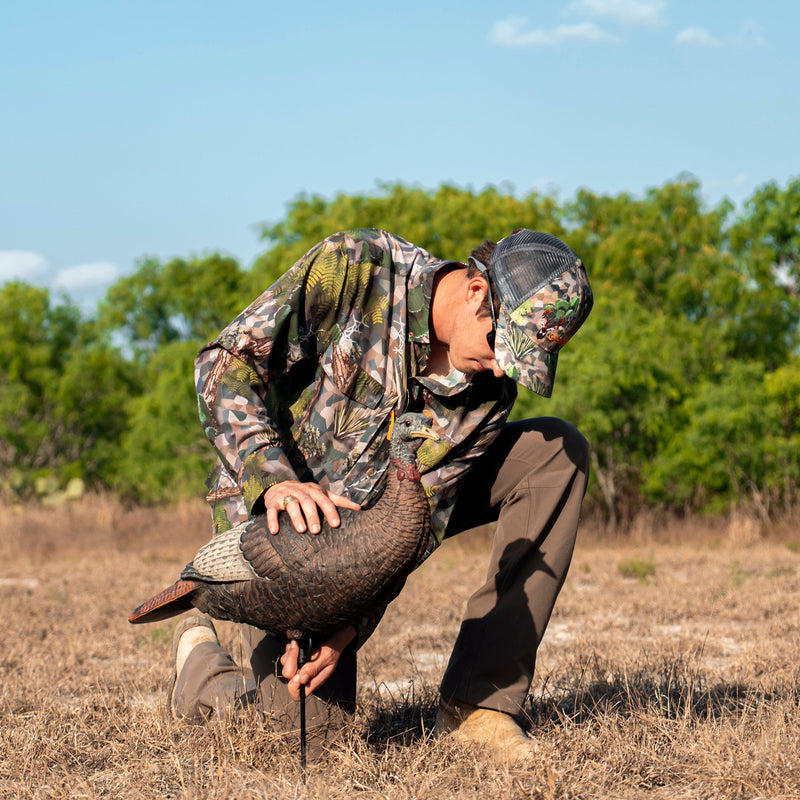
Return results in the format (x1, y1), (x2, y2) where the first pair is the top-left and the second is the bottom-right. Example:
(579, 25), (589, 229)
(1, 497), (799, 799)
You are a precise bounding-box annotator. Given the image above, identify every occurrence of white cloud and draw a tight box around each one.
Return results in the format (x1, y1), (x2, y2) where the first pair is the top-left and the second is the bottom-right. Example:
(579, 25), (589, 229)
(53, 261), (120, 293)
(676, 20), (766, 49)
(570, 0), (666, 27)
(0, 252), (120, 309)
(676, 26), (718, 47)
(490, 17), (617, 47)
(0, 250), (49, 282)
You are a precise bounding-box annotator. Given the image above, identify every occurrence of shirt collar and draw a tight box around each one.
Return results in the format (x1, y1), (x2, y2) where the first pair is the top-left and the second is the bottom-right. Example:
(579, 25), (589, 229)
(406, 258), (461, 344)
(413, 370), (471, 396)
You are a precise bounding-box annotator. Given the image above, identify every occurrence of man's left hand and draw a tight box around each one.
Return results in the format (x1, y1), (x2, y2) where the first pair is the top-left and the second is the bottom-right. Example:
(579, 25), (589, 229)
(280, 626), (357, 701)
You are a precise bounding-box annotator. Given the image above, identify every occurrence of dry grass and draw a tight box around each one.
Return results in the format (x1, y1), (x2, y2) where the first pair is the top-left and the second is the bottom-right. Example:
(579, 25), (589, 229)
(1, 496), (799, 799)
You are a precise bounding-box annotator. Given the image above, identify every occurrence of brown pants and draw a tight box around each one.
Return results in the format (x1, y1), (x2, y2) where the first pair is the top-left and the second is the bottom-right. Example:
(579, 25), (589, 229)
(173, 416), (589, 723)
(172, 623), (357, 752)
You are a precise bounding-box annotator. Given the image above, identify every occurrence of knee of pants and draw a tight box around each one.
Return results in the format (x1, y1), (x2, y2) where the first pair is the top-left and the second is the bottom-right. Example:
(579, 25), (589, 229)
(515, 416), (590, 477)
(554, 417), (590, 475)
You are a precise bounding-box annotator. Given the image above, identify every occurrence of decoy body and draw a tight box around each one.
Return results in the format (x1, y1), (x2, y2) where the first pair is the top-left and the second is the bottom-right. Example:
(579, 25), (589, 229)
(129, 412), (438, 641)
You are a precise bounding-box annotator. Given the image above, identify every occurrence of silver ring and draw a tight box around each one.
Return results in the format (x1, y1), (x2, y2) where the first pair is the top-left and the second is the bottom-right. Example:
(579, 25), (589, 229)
(282, 494), (298, 508)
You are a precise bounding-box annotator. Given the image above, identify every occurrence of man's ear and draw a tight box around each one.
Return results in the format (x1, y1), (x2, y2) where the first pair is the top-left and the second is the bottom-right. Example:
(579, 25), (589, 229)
(465, 275), (489, 305)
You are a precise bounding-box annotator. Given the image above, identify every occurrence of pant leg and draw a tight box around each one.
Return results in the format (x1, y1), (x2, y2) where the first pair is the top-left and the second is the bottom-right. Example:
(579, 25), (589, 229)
(243, 624), (357, 748)
(439, 417), (589, 714)
(172, 622), (357, 750)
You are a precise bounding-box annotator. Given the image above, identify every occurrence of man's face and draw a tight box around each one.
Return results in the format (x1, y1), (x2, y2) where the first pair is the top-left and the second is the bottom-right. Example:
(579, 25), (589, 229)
(448, 281), (505, 380)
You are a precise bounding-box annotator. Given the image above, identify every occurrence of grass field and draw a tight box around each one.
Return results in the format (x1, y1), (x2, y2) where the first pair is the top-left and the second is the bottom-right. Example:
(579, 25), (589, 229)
(1, 497), (799, 799)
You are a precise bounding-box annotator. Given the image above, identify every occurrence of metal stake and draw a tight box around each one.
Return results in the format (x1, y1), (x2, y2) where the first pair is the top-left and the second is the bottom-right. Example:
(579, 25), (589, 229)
(297, 636), (310, 781)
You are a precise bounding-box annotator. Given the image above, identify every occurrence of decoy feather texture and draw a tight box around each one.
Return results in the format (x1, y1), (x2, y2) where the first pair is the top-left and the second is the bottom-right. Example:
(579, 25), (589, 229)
(128, 412), (438, 640)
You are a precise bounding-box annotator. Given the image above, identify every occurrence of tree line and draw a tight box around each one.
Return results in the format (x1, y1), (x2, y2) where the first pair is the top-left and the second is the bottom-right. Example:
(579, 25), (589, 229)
(3, 177), (798, 527)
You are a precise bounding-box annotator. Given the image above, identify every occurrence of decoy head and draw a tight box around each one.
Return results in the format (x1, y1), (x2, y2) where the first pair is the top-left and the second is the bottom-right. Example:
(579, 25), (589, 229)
(388, 411), (440, 464)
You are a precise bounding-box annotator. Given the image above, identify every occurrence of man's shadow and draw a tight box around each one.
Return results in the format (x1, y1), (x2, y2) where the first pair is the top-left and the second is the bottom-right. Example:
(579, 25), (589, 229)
(366, 538), (543, 745)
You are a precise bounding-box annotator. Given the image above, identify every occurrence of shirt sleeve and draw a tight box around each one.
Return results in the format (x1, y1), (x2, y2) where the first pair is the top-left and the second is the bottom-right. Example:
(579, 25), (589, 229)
(195, 348), (300, 512)
(194, 234), (357, 514)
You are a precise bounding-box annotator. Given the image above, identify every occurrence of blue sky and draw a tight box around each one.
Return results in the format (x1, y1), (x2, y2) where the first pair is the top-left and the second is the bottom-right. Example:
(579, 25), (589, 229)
(2, 1), (797, 309)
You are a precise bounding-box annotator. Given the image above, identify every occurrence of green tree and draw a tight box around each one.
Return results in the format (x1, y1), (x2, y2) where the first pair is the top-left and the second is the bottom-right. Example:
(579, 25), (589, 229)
(54, 339), (142, 486)
(727, 177), (800, 366)
(98, 253), (247, 357)
(0, 283), (81, 492)
(730, 178), (800, 273)
(645, 361), (791, 519)
(7, 176), (788, 523)
(524, 288), (693, 526)
(0, 283), (142, 496)
(568, 180), (736, 336)
(115, 340), (213, 503)
(763, 356), (800, 511)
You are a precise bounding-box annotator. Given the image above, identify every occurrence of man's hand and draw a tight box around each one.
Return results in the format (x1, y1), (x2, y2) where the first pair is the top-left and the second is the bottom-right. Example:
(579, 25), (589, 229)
(280, 626), (357, 701)
(263, 481), (361, 534)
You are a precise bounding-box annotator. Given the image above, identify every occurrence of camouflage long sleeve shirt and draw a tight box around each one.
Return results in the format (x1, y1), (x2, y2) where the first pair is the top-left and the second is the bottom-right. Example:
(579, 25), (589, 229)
(195, 229), (517, 644)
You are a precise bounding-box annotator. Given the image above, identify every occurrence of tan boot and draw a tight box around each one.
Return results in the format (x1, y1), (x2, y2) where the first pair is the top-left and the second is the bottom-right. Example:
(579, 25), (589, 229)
(434, 696), (536, 765)
(174, 613), (218, 675)
(169, 613), (219, 719)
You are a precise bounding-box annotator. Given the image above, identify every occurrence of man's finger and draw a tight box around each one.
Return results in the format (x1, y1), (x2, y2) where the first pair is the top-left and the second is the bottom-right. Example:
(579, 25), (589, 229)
(298, 488), (360, 531)
(328, 491), (362, 511)
(285, 498), (308, 533)
(315, 491), (361, 528)
(313, 494), (341, 529)
(281, 640), (299, 679)
(263, 483), (361, 534)
(304, 662), (338, 696)
(297, 495), (323, 533)
(266, 506), (281, 535)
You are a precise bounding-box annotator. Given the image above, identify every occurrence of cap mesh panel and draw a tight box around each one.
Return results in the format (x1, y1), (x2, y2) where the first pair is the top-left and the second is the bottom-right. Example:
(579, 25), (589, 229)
(491, 231), (580, 310)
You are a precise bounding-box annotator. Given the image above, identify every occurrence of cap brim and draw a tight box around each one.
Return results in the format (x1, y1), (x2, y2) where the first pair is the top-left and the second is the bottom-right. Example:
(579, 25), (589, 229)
(491, 262), (593, 397)
(494, 307), (558, 397)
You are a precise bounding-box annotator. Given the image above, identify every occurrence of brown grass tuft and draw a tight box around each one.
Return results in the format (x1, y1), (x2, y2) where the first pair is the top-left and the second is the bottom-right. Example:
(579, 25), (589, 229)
(1, 497), (799, 798)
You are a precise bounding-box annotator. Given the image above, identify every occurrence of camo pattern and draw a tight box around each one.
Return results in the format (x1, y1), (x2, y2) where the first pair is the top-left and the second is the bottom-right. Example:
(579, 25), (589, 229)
(195, 227), (516, 543)
(493, 266), (593, 397)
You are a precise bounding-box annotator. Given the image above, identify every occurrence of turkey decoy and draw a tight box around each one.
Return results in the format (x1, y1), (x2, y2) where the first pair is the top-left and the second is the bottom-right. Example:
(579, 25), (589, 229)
(128, 412), (439, 640)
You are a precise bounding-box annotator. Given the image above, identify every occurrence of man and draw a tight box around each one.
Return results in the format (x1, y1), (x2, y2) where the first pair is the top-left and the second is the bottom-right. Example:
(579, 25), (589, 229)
(172, 227), (593, 762)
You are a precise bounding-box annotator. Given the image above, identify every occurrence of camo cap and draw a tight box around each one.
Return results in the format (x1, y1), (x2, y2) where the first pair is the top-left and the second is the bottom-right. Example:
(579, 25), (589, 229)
(475, 229), (593, 397)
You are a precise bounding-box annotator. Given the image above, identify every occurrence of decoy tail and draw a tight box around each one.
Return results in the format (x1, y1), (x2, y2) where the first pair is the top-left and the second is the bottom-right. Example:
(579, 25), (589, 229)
(128, 579), (199, 624)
